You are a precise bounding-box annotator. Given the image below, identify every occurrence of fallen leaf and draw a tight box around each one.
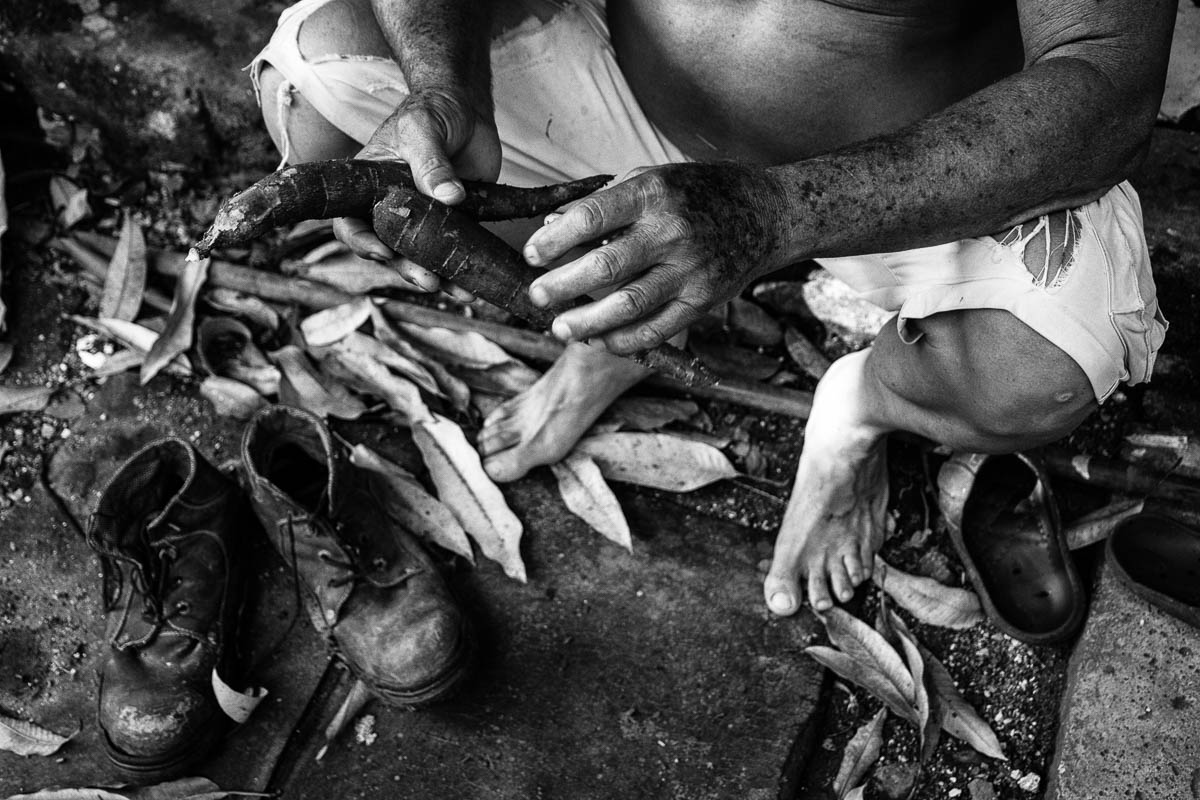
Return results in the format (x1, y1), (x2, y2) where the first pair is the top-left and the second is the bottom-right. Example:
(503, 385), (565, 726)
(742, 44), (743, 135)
(0, 343), (12, 375)
(832, 707), (887, 799)
(200, 376), (267, 420)
(69, 316), (191, 374)
(339, 331), (441, 398)
(784, 325), (831, 380)
(202, 288), (280, 333)
(728, 297), (783, 346)
(806, 646), (919, 727)
(551, 453), (633, 552)
(349, 444), (474, 562)
(817, 607), (920, 724)
(91, 349), (146, 378)
(873, 557), (984, 630)
(1064, 498), (1145, 550)
(292, 253), (418, 294)
(211, 670), (267, 725)
(299, 297), (373, 348)
(393, 321), (514, 369)
(689, 337), (781, 381)
(919, 642), (1007, 760)
(575, 432), (738, 493)
(370, 309), (471, 414)
(842, 788), (865, 800)
(801, 268), (891, 348)
(603, 396), (700, 432)
(316, 678), (373, 762)
(48, 176), (89, 229)
(412, 413), (526, 581)
(4, 777), (261, 800)
(878, 607), (937, 761)
(196, 317), (280, 396)
(0, 713), (72, 756)
(314, 340), (432, 425)
(453, 361), (542, 397)
(141, 257), (209, 385)
(0, 384), (54, 417)
(99, 213), (147, 322)
(271, 345), (367, 420)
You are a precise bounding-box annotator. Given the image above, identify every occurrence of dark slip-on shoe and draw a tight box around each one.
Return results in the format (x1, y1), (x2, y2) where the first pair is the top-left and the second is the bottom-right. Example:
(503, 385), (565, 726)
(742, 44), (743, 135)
(938, 451), (1086, 645)
(1107, 512), (1200, 629)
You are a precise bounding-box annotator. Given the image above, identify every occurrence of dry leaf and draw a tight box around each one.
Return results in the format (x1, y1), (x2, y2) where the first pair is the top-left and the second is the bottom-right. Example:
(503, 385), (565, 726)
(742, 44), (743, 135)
(196, 317), (280, 396)
(370, 309), (471, 413)
(816, 607), (920, 725)
(877, 607), (937, 761)
(292, 253), (418, 294)
(316, 678), (373, 762)
(832, 708), (887, 799)
(339, 332), (441, 398)
(200, 376), (267, 420)
(315, 340), (432, 425)
(842, 788), (865, 800)
(919, 642), (1007, 760)
(349, 444), (474, 562)
(728, 297), (783, 346)
(4, 777), (257, 800)
(392, 321), (514, 369)
(0, 384), (53, 417)
(69, 316), (191, 374)
(90, 349), (146, 378)
(412, 414), (526, 582)
(603, 396), (700, 432)
(0, 713), (72, 756)
(99, 213), (147, 321)
(689, 338), (781, 381)
(575, 432), (738, 492)
(806, 647), (919, 727)
(203, 288), (280, 333)
(783, 326), (831, 380)
(0, 343), (12, 375)
(48, 176), (89, 229)
(801, 269), (891, 348)
(751, 280), (814, 317)
(1064, 498), (1145, 550)
(141, 257), (209, 385)
(551, 454), (633, 552)
(271, 345), (367, 420)
(873, 557), (984, 630)
(300, 297), (373, 348)
(453, 361), (541, 397)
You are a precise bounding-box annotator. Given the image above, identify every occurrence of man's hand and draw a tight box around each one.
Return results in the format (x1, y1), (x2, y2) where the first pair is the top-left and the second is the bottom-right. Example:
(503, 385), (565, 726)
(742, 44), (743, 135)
(335, 86), (501, 297)
(524, 163), (787, 353)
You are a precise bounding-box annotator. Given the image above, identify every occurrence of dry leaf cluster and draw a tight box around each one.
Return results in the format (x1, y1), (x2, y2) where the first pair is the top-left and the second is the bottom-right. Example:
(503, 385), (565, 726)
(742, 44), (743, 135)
(49, 229), (744, 582)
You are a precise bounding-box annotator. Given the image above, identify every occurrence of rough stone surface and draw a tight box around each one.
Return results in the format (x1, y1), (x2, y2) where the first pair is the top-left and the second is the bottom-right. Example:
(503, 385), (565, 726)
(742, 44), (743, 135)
(1046, 550), (1200, 800)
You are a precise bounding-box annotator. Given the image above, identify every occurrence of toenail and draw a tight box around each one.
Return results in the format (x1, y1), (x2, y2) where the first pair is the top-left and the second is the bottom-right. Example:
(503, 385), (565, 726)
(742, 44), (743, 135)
(769, 592), (794, 612)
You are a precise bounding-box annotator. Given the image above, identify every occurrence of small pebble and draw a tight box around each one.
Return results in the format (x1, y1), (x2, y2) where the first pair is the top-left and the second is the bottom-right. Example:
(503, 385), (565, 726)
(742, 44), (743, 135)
(1017, 773), (1041, 792)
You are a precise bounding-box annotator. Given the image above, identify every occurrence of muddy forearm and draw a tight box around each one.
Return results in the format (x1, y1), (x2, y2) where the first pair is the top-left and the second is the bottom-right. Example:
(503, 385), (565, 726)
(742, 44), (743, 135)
(370, 0), (492, 113)
(765, 56), (1163, 262)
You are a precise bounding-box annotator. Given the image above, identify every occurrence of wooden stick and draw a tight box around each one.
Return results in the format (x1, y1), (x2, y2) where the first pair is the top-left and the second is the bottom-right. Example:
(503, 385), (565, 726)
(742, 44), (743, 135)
(1043, 448), (1200, 507)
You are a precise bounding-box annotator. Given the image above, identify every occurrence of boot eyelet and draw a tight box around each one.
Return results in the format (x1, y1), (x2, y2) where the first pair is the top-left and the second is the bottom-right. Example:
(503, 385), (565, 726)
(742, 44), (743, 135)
(175, 601), (191, 614)
(317, 549), (332, 561)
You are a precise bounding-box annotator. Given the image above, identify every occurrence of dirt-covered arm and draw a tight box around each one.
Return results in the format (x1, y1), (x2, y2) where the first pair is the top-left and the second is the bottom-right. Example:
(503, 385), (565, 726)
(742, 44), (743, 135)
(523, 0), (1177, 354)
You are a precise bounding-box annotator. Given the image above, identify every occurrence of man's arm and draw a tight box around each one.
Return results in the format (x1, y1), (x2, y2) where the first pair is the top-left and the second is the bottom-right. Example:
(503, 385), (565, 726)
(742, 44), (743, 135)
(523, 0), (1177, 353)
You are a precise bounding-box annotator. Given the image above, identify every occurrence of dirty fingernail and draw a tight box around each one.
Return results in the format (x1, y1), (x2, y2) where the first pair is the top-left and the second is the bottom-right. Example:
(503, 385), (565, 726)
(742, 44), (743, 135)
(433, 182), (462, 203)
(529, 284), (550, 307)
(543, 213), (561, 226)
(524, 244), (541, 264)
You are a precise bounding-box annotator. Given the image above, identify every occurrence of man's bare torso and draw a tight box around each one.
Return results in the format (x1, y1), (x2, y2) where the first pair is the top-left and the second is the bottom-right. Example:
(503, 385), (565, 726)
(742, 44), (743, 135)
(607, 0), (1024, 163)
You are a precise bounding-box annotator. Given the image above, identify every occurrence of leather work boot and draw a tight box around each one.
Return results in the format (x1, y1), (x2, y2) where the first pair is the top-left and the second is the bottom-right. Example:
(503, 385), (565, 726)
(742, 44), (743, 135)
(88, 438), (251, 779)
(240, 404), (472, 705)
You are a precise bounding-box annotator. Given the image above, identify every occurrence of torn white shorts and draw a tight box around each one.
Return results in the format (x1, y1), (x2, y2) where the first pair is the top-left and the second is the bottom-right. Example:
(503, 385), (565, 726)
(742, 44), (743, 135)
(251, 0), (1166, 401)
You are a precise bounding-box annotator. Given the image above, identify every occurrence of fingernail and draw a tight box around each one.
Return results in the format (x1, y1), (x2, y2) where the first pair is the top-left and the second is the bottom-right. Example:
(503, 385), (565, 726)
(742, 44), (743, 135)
(529, 284), (549, 307)
(769, 592), (793, 612)
(551, 319), (573, 340)
(433, 182), (462, 203)
(543, 213), (561, 226)
(523, 244), (541, 265)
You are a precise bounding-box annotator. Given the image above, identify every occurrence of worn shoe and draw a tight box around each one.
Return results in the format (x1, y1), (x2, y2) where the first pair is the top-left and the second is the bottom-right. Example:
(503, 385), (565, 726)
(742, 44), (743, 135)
(938, 451), (1086, 645)
(1107, 512), (1200, 629)
(88, 438), (250, 779)
(240, 404), (472, 705)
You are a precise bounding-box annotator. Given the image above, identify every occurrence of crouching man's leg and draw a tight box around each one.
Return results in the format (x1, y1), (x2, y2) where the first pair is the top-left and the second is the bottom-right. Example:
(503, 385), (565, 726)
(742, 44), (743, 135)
(764, 305), (1096, 614)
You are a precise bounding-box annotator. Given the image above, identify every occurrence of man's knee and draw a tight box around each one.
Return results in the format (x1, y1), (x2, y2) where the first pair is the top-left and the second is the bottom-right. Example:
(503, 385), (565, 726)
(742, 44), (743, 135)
(877, 308), (1096, 448)
(296, 0), (392, 61)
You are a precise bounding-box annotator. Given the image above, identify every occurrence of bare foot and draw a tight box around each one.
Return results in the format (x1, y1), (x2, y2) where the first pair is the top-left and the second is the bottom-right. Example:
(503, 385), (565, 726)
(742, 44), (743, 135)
(763, 350), (890, 614)
(478, 342), (651, 482)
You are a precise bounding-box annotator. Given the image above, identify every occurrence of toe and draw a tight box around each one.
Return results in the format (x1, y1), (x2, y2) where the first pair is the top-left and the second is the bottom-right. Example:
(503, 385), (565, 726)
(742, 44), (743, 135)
(483, 450), (532, 483)
(477, 423), (521, 457)
(763, 565), (802, 616)
(843, 551), (865, 586)
(828, 558), (856, 604)
(807, 571), (835, 613)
